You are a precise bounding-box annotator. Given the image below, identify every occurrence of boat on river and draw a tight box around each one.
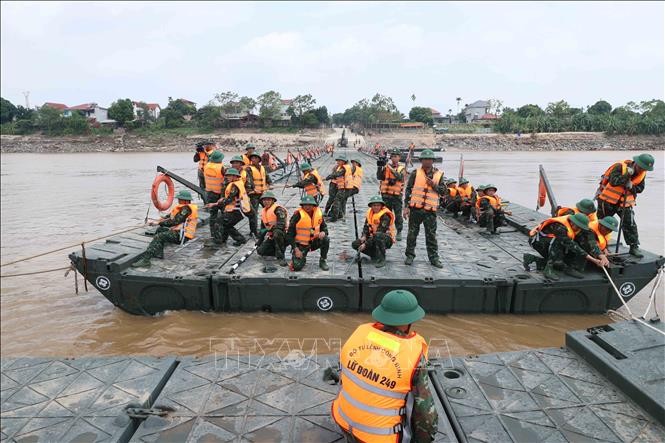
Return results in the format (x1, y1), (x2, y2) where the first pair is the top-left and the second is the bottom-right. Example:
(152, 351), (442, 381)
(68, 149), (664, 316)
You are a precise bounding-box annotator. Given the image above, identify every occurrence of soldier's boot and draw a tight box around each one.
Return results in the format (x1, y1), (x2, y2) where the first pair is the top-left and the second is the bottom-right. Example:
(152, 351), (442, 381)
(396, 231), (402, 242)
(131, 255), (152, 268)
(523, 253), (538, 271)
(563, 267), (585, 279)
(232, 235), (247, 247)
(375, 258), (386, 268)
(277, 258), (288, 267)
(430, 258), (444, 269)
(319, 259), (329, 271)
(629, 245), (644, 258)
(404, 256), (414, 266)
(542, 264), (560, 281)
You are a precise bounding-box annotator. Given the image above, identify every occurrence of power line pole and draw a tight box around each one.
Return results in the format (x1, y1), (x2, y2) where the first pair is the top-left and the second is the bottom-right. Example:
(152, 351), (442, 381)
(22, 91), (30, 108)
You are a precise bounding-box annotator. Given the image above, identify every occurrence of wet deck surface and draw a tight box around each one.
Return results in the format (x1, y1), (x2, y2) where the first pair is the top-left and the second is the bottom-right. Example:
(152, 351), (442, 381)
(2, 320), (664, 442)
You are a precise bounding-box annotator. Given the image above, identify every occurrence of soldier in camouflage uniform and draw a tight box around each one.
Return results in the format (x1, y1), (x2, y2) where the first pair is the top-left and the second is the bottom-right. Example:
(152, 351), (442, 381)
(330, 289), (438, 442)
(203, 151), (225, 245)
(132, 190), (197, 268)
(524, 213), (608, 280)
(247, 152), (273, 238)
(377, 148), (405, 241)
(230, 155), (258, 238)
(595, 153), (655, 258)
(351, 196), (395, 268)
(326, 154), (355, 222)
(286, 195), (330, 271)
(289, 162), (324, 204)
(206, 168), (248, 246)
(476, 184), (511, 234)
(256, 191), (288, 267)
(403, 149), (446, 268)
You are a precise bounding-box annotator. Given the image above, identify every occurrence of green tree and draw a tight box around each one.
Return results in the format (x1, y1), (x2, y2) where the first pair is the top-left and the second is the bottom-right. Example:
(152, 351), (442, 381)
(161, 97), (196, 128)
(287, 94), (317, 126)
(313, 106), (329, 125)
(301, 111), (320, 128)
(15, 105), (34, 120)
(0, 97), (17, 123)
(36, 105), (66, 135)
(587, 100), (612, 115)
(516, 104), (545, 118)
(108, 98), (135, 126)
(545, 100), (572, 119)
(257, 90), (282, 125)
(409, 106), (433, 125)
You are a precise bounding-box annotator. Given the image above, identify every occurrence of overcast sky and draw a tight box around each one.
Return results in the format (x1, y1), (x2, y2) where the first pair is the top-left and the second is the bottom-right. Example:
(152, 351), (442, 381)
(1, 1), (663, 114)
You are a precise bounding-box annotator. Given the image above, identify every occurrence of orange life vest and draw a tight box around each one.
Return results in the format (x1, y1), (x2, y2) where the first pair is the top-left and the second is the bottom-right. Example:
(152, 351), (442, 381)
(242, 153), (251, 166)
(198, 147), (214, 170)
(332, 323), (428, 443)
(249, 164), (268, 194)
(304, 169), (326, 197)
(597, 160), (646, 207)
(203, 162), (224, 194)
(380, 164), (405, 196)
(351, 166), (364, 190)
(366, 208), (396, 243)
(556, 207), (598, 222)
(447, 186), (458, 198)
(261, 204), (287, 230)
(457, 185), (473, 201)
(333, 164), (353, 190)
(409, 168), (444, 212)
(475, 195), (502, 210)
(588, 220), (611, 251)
(529, 215), (576, 239)
(170, 204), (198, 239)
(294, 208), (323, 246)
(224, 180), (251, 213)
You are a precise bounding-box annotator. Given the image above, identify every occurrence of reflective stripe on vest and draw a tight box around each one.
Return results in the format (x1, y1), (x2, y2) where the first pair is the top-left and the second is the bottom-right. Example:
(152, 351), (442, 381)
(598, 161), (646, 207)
(476, 195), (502, 210)
(250, 165), (267, 194)
(204, 162), (224, 194)
(171, 204), (198, 239)
(589, 220), (611, 251)
(351, 166), (363, 190)
(529, 215), (575, 239)
(366, 208), (396, 243)
(304, 170), (325, 197)
(198, 148), (213, 170)
(380, 164), (405, 196)
(448, 186), (458, 197)
(224, 180), (251, 213)
(294, 208), (322, 246)
(409, 168), (443, 211)
(261, 204), (286, 230)
(333, 164), (353, 189)
(457, 185), (473, 201)
(557, 207), (598, 222)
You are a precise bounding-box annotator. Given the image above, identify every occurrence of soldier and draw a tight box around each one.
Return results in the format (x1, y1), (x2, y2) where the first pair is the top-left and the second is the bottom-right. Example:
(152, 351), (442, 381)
(442, 178), (458, 213)
(132, 190), (198, 268)
(325, 154), (354, 222)
(448, 177), (475, 220)
(403, 149), (446, 268)
(349, 159), (363, 197)
(205, 168), (250, 246)
(289, 162), (325, 204)
(203, 151), (225, 244)
(257, 191), (288, 267)
(247, 151), (272, 236)
(377, 148), (406, 241)
(331, 289), (438, 442)
(585, 216), (619, 259)
(230, 155), (257, 237)
(286, 195), (330, 271)
(523, 213), (608, 280)
(556, 198), (598, 222)
(352, 196), (396, 268)
(472, 184), (486, 222)
(476, 184), (512, 234)
(193, 141), (216, 190)
(241, 142), (256, 165)
(596, 153), (655, 257)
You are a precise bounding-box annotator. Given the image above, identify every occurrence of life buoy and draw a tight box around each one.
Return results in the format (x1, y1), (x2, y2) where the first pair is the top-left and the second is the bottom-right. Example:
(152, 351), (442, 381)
(151, 173), (175, 211)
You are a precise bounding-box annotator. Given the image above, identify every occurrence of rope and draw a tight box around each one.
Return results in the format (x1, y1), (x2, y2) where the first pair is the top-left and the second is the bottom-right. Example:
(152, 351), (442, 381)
(641, 266), (664, 320)
(602, 266), (665, 337)
(0, 224), (146, 268)
(1, 266), (70, 278)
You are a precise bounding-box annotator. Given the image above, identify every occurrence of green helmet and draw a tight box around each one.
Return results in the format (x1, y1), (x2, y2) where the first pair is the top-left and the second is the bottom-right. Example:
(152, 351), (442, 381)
(390, 148), (401, 156)
(599, 216), (619, 232)
(633, 153), (655, 171)
(484, 184), (497, 191)
(476, 184), (487, 191)
(300, 195), (318, 206)
(175, 190), (193, 201)
(367, 195), (386, 206)
(351, 159), (362, 166)
(372, 290), (425, 326)
(260, 191), (277, 201)
(300, 162), (312, 171)
(569, 213), (590, 231)
(419, 149), (436, 160)
(246, 143), (255, 149)
(225, 168), (240, 176)
(446, 178), (457, 185)
(249, 151), (262, 159)
(230, 155), (244, 164)
(459, 177), (469, 185)
(575, 198), (596, 215)
(335, 154), (348, 162)
(209, 151), (224, 163)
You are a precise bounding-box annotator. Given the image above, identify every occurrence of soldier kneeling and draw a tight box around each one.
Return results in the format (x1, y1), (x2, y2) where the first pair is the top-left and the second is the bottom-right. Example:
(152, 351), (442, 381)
(256, 191), (288, 267)
(352, 196), (396, 268)
(287, 195), (330, 271)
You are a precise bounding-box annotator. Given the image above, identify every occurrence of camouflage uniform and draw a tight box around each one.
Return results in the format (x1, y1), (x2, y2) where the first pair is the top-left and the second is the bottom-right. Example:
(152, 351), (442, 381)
(247, 164), (273, 238)
(529, 223), (588, 271)
(256, 206), (288, 261)
(327, 164), (356, 221)
(404, 169), (446, 261)
(478, 198), (507, 234)
(377, 164), (404, 234)
(212, 184), (247, 245)
(351, 212), (393, 262)
(144, 205), (192, 259)
(596, 162), (645, 247)
(337, 324), (438, 443)
(446, 187), (475, 219)
(292, 174), (323, 204)
(206, 191), (223, 243)
(324, 182), (338, 216)
(286, 211), (330, 271)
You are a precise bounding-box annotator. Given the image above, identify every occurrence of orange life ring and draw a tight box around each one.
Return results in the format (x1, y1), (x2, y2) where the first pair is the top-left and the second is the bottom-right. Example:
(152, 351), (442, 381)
(151, 173), (175, 211)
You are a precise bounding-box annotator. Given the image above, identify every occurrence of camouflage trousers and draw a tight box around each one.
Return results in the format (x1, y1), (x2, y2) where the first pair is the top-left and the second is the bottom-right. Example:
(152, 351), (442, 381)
(478, 208), (506, 233)
(291, 237), (330, 271)
(446, 200), (473, 219)
(217, 210), (246, 244)
(246, 194), (261, 236)
(257, 229), (286, 260)
(145, 227), (185, 259)
(405, 208), (439, 261)
(330, 189), (350, 221)
(381, 193), (403, 233)
(324, 183), (338, 215)
(351, 233), (392, 261)
(206, 191), (223, 242)
(597, 200), (639, 246)
(197, 169), (206, 191)
(529, 235), (586, 271)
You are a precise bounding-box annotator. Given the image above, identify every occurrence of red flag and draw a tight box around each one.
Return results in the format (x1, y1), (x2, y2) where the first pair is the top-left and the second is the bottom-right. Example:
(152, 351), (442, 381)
(537, 172), (547, 210)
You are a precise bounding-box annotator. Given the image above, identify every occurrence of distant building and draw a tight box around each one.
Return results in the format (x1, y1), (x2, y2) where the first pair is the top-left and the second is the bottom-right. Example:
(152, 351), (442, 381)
(464, 100), (491, 122)
(275, 99), (293, 126)
(478, 113), (498, 121)
(65, 103), (114, 123)
(177, 99), (197, 109)
(221, 103), (259, 128)
(400, 122), (425, 129)
(43, 102), (68, 111)
(430, 108), (447, 124)
(132, 101), (161, 120)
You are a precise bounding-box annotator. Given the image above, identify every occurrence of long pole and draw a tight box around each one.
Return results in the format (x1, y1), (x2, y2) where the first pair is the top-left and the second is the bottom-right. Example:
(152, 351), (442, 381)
(351, 195), (363, 278)
(614, 190), (628, 253)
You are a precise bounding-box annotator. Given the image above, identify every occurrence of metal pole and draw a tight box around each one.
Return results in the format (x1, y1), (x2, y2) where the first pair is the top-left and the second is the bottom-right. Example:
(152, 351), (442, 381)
(615, 190), (628, 253)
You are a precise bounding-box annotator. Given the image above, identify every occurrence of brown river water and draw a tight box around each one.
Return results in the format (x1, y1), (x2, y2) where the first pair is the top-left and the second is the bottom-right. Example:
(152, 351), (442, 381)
(1, 150), (663, 358)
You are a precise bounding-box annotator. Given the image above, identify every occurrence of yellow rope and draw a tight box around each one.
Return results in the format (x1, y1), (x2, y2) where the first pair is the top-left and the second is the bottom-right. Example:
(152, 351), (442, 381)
(1, 266), (71, 278)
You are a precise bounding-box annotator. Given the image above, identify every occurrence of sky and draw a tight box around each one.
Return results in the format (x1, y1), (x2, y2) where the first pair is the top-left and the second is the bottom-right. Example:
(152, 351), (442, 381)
(1, 1), (663, 115)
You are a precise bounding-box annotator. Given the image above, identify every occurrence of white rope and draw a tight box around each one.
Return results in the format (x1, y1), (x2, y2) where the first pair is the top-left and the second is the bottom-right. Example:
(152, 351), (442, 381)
(602, 266), (665, 337)
(640, 266), (664, 320)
